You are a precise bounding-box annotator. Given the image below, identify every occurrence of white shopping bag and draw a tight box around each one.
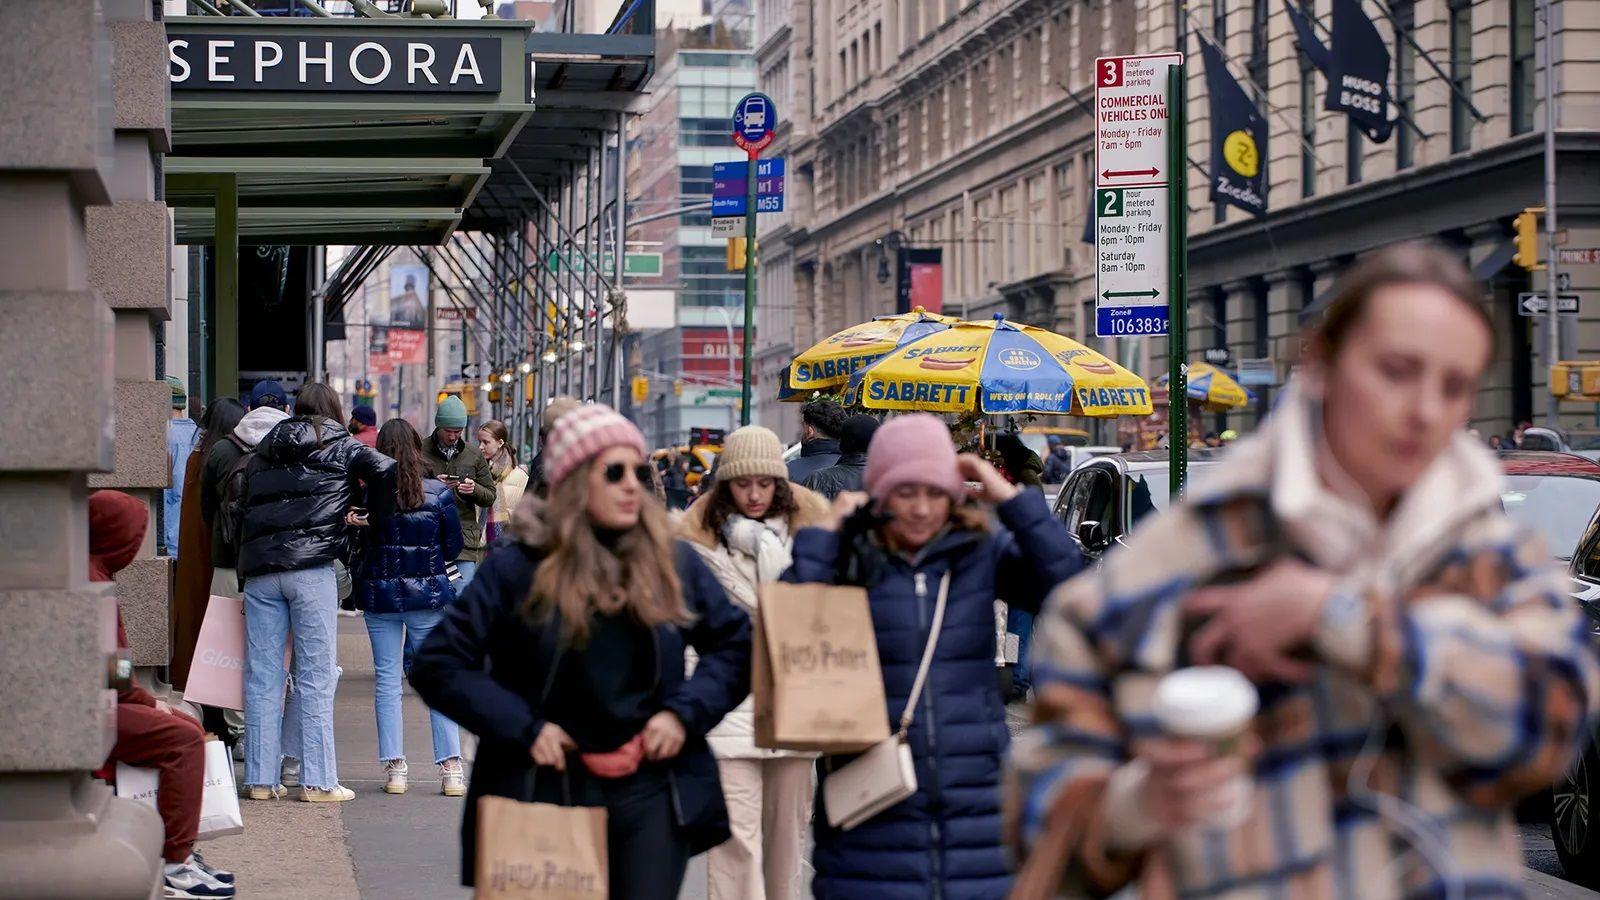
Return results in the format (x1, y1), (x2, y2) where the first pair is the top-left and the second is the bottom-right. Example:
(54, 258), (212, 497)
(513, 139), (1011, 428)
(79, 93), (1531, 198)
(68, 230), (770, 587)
(118, 740), (245, 841)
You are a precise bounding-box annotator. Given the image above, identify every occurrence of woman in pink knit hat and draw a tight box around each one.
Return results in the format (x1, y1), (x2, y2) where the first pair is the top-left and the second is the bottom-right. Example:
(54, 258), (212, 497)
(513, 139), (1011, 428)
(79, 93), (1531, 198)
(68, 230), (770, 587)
(782, 412), (1082, 899)
(411, 403), (752, 898)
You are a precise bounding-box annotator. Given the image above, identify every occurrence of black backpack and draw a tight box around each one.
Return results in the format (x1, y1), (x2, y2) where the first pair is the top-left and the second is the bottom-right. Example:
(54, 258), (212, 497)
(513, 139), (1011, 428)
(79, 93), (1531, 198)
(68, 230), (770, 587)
(216, 436), (255, 559)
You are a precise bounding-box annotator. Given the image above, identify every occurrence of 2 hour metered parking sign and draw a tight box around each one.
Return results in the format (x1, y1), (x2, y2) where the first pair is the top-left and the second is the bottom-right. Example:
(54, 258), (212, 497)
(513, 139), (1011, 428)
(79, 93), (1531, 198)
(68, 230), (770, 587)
(1095, 53), (1181, 338)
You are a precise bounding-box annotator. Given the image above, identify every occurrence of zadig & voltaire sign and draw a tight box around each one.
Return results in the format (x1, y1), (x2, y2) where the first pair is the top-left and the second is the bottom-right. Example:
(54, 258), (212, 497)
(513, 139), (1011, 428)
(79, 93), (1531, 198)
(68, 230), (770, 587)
(168, 34), (502, 93)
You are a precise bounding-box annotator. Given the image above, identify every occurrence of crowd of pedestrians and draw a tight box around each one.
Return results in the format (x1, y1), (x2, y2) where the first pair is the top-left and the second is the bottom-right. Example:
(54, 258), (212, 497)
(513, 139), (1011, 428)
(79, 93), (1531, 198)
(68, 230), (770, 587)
(118, 239), (1600, 899)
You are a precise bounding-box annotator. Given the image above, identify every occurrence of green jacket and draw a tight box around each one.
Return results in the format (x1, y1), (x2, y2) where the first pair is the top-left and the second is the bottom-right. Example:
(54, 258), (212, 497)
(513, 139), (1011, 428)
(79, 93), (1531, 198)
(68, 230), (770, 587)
(422, 430), (495, 562)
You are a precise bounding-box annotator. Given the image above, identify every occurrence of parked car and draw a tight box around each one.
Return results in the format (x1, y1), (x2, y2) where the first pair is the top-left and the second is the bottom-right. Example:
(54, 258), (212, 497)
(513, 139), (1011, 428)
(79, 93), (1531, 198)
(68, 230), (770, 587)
(1500, 453), (1600, 886)
(1050, 449), (1223, 558)
(1514, 426), (1600, 462)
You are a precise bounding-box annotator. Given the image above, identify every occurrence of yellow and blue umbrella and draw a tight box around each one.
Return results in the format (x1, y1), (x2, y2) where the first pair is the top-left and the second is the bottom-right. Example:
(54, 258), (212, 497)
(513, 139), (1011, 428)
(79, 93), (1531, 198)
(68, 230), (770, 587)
(846, 316), (1153, 417)
(785, 307), (960, 394)
(1161, 361), (1254, 411)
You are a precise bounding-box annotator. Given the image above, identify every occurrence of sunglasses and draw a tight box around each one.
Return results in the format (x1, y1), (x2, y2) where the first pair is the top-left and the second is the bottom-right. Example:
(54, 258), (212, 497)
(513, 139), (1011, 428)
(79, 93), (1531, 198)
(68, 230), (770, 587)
(603, 462), (655, 486)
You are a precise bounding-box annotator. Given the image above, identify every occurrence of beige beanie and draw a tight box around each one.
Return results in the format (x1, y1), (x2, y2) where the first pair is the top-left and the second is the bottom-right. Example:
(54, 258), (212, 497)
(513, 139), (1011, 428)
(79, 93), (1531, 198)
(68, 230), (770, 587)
(715, 426), (788, 481)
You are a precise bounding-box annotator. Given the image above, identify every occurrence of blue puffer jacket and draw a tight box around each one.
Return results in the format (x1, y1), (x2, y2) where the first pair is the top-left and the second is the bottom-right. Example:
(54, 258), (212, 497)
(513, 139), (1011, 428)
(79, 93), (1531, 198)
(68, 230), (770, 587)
(355, 479), (464, 615)
(783, 491), (1080, 900)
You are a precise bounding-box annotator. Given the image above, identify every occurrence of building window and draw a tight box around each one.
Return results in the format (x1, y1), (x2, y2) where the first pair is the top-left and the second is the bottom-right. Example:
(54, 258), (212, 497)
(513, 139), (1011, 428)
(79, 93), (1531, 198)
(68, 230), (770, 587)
(1448, 0), (1473, 153)
(1300, 57), (1318, 197)
(1247, 0), (1269, 97)
(1510, 0), (1536, 135)
(862, 31), (872, 77)
(1346, 120), (1363, 185)
(875, 22), (884, 70)
(1212, 1), (1228, 223)
(1393, 0), (1415, 169)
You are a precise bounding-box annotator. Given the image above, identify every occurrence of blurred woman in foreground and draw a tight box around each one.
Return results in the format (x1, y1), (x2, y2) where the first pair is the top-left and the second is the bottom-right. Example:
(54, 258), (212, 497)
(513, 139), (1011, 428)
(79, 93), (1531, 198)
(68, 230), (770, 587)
(1009, 242), (1600, 899)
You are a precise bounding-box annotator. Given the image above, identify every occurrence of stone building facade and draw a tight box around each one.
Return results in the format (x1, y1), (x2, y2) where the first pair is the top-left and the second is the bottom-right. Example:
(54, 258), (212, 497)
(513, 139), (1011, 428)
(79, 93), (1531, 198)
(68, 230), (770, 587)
(759, 0), (1600, 438)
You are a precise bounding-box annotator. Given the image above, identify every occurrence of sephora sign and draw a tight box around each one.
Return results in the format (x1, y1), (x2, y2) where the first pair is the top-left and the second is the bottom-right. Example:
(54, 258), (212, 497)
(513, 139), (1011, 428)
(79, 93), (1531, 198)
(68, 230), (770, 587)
(168, 33), (501, 93)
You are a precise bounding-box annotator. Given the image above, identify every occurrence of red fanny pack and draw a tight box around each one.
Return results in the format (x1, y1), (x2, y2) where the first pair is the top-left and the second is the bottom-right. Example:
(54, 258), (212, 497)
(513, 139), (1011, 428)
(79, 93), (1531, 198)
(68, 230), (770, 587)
(580, 734), (644, 779)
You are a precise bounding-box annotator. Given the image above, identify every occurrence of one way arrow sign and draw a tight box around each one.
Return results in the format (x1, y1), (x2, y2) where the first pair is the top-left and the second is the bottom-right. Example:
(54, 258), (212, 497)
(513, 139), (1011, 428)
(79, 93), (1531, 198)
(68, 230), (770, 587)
(1518, 292), (1580, 317)
(1102, 289), (1161, 300)
(1101, 168), (1160, 180)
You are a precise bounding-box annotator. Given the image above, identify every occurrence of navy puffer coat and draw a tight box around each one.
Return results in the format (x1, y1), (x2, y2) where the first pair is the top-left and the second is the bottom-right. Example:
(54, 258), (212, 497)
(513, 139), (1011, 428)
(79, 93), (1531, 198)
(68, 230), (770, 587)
(782, 491), (1081, 900)
(355, 479), (464, 615)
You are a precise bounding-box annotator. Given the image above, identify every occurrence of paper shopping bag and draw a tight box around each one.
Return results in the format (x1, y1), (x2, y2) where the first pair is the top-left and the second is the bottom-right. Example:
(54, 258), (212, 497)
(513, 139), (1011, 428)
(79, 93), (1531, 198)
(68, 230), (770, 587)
(117, 740), (244, 842)
(752, 582), (890, 752)
(475, 795), (607, 900)
(182, 595), (246, 710)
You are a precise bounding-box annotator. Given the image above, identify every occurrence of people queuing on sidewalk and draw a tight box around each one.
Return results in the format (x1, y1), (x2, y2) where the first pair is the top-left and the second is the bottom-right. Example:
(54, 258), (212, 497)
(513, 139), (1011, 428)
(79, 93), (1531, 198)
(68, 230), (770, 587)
(411, 402), (751, 898)
(526, 395), (580, 500)
(1007, 242), (1600, 899)
(785, 399), (845, 483)
(782, 413), (1082, 899)
(477, 418), (527, 551)
(92, 490), (236, 899)
(169, 397), (245, 696)
(236, 383), (394, 803)
(799, 414), (878, 500)
(680, 425), (831, 900)
(349, 418), (467, 798)
(165, 377), (200, 557)
(423, 395), (495, 587)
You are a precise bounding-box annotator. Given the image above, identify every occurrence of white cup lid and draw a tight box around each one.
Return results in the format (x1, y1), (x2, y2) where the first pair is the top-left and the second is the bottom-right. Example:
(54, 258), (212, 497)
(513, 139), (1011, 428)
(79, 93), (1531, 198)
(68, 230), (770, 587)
(1151, 666), (1259, 738)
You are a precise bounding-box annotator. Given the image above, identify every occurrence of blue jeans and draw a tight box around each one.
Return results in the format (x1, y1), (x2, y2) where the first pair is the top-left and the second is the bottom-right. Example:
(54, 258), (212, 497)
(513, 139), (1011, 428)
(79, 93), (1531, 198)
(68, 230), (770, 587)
(454, 559), (478, 590)
(364, 610), (460, 764)
(244, 564), (340, 790)
(1008, 607), (1034, 694)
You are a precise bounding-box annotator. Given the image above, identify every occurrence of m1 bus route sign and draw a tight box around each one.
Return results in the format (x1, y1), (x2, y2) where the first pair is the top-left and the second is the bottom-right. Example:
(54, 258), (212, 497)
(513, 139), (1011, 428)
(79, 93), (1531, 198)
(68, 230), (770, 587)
(1094, 52), (1181, 338)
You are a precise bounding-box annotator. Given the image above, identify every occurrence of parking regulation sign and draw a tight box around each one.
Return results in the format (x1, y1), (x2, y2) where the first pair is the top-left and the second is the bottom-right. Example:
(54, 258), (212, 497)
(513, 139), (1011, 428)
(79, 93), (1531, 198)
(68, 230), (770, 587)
(732, 92), (776, 156)
(1094, 53), (1181, 338)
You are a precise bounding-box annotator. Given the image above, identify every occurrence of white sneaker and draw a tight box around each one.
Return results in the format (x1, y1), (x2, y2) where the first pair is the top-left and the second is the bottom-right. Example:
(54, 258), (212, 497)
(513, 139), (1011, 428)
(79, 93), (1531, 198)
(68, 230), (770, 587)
(337, 608), (362, 618)
(164, 857), (235, 898)
(439, 758), (465, 797)
(280, 756), (301, 788)
(383, 759), (409, 795)
(300, 785), (356, 802)
(241, 783), (286, 801)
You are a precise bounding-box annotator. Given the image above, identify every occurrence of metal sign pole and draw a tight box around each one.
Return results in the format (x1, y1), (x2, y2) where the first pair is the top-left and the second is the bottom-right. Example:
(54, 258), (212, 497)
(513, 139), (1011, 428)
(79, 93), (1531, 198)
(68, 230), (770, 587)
(1168, 62), (1189, 498)
(741, 153), (757, 427)
(1541, 0), (1561, 428)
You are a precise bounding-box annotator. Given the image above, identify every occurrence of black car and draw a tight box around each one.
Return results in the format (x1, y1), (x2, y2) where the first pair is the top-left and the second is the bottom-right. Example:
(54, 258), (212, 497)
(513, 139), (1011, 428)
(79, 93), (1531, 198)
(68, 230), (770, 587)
(1050, 449), (1222, 557)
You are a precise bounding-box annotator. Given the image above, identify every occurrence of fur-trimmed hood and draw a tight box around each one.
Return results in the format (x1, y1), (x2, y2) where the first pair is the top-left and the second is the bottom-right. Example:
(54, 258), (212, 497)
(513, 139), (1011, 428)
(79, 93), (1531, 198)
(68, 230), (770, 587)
(678, 481), (832, 550)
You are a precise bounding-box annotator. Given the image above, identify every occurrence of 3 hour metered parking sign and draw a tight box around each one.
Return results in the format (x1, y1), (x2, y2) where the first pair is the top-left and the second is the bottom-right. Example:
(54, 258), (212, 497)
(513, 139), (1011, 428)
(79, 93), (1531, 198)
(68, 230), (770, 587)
(1095, 53), (1181, 338)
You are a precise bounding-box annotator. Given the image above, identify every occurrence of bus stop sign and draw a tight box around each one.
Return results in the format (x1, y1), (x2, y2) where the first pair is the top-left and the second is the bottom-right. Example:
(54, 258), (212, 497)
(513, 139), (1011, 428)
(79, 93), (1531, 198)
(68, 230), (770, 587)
(732, 92), (776, 156)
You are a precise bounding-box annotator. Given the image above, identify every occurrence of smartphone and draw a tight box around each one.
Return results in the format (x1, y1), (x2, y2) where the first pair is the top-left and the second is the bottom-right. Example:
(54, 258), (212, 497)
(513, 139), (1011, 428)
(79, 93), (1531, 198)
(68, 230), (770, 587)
(439, 474), (462, 485)
(349, 506), (369, 524)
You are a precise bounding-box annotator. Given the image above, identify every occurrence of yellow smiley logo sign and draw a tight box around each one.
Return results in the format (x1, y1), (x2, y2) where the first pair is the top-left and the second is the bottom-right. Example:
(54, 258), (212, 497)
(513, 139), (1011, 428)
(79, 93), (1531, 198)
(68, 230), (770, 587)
(1223, 130), (1259, 178)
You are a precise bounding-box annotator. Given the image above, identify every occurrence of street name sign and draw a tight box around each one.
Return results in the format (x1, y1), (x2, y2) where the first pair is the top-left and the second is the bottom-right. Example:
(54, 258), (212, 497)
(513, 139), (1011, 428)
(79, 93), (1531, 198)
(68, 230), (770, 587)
(1094, 52), (1182, 338)
(1518, 292), (1580, 317)
(1559, 248), (1600, 266)
(711, 216), (745, 236)
(711, 159), (785, 216)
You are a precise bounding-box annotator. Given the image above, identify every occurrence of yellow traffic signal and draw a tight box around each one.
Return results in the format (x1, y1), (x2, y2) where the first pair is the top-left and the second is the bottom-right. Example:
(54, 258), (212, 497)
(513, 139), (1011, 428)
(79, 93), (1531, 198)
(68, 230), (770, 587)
(1513, 207), (1545, 271)
(726, 237), (758, 271)
(632, 375), (650, 404)
(673, 380), (684, 397)
(1552, 361), (1600, 400)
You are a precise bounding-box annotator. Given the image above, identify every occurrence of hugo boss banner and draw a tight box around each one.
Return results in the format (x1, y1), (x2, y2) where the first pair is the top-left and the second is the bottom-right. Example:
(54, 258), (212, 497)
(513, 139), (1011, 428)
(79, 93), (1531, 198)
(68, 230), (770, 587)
(1199, 38), (1268, 217)
(169, 33), (501, 93)
(1325, 0), (1394, 142)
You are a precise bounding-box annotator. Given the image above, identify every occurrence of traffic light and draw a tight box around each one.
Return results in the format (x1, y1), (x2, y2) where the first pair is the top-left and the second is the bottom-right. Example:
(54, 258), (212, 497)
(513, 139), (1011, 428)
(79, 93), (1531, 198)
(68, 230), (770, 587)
(673, 380), (684, 397)
(1552, 361), (1600, 400)
(1513, 207), (1545, 271)
(631, 375), (650, 404)
(726, 237), (757, 271)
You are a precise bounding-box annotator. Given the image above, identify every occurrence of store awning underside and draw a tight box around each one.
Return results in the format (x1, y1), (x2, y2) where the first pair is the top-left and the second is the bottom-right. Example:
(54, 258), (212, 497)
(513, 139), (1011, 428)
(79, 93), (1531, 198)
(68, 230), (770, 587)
(460, 31), (654, 233)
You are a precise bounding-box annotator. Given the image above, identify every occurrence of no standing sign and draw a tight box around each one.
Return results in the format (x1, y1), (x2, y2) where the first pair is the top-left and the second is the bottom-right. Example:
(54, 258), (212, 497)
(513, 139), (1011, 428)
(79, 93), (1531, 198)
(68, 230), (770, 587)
(1094, 53), (1182, 338)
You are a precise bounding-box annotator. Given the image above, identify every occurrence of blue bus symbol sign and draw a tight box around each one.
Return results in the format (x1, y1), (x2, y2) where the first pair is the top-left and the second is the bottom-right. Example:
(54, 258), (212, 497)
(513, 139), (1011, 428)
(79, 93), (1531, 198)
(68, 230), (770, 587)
(733, 92), (777, 155)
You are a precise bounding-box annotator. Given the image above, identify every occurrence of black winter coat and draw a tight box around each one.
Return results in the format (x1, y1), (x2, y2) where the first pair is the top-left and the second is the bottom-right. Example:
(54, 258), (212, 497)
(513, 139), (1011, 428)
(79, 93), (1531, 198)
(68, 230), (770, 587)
(799, 450), (868, 500)
(200, 436), (246, 569)
(237, 417), (394, 578)
(785, 436), (841, 483)
(354, 479), (464, 615)
(783, 491), (1081, 900)
(410, 534), (752, 887)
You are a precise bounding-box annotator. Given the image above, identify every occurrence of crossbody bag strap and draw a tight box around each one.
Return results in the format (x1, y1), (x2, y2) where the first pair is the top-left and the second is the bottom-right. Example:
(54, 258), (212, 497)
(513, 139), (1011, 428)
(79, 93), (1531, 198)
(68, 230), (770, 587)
(897, 572), (951, 738)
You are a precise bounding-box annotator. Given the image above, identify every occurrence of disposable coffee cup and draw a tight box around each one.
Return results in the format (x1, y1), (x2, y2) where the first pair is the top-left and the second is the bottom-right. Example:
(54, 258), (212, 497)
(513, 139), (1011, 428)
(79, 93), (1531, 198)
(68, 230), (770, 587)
(1151, 666), (1259, 828)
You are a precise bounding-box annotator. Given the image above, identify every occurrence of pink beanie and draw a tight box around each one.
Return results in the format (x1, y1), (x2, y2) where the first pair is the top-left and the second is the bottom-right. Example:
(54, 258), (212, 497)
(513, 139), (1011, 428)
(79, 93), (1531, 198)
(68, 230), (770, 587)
(864, 414), (965, 503)
(542, 403), (649, 488)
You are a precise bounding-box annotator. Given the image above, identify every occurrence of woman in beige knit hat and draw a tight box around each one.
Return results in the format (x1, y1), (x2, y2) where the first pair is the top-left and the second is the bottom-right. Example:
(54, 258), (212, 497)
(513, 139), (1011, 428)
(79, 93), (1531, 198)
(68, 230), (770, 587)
(680, 425), (830, 900)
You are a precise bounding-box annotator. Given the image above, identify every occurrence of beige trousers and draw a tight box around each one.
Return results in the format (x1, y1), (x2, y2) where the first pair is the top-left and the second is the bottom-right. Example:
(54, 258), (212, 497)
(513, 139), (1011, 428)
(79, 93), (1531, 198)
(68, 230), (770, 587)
(706, 756), (814, 900)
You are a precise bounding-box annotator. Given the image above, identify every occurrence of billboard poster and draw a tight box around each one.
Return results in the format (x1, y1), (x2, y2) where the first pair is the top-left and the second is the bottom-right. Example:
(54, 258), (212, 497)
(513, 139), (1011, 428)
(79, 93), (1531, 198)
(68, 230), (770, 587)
(897, 248), (943, 315)
(388, 264), (429, 364)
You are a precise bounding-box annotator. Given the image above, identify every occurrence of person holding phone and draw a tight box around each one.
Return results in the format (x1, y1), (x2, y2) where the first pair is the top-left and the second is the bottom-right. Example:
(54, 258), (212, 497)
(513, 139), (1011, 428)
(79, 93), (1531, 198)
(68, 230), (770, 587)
(423, 396), (495, 587)
(349, 418), (467, 797)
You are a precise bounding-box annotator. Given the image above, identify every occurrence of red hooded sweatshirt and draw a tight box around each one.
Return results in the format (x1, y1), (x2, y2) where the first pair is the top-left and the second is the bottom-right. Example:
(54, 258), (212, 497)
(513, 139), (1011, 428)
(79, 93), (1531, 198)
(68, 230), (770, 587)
(89, 490), (157, 707)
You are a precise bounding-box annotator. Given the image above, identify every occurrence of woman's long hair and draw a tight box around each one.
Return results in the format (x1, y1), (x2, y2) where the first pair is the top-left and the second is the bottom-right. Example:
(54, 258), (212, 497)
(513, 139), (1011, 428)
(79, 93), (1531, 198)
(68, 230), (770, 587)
(526, 460), (691, 643)
(294, 382), (345, 442)
(195, 397), (246, 463)
(703, 476), (798, 543)
(480, 419), (516, 477)
(377, 419), (428, 511)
